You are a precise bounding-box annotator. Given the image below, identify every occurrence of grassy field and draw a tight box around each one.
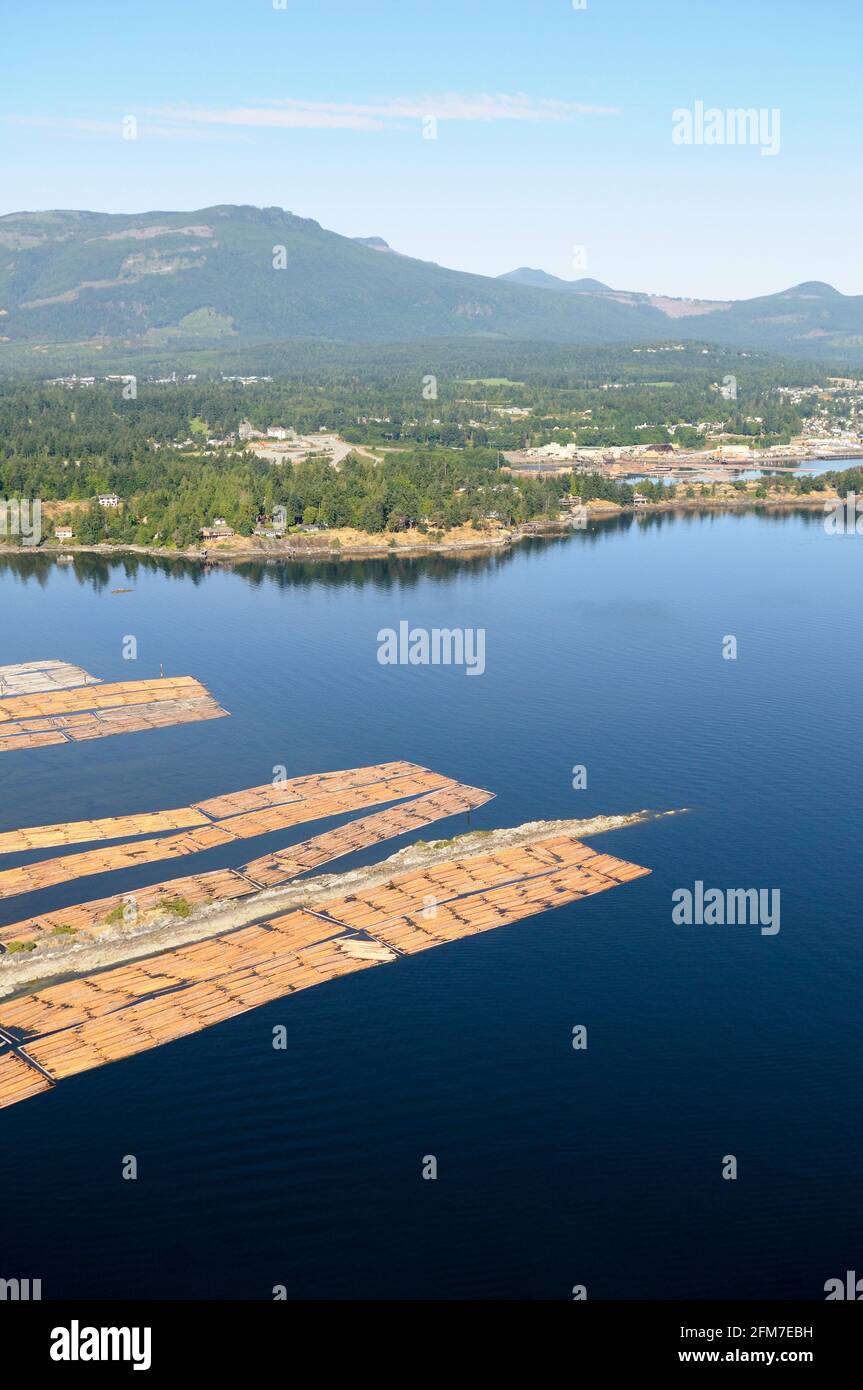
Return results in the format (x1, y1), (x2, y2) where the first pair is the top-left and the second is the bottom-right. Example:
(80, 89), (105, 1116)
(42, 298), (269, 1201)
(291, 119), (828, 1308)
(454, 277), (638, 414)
(455, 377), (526, 387)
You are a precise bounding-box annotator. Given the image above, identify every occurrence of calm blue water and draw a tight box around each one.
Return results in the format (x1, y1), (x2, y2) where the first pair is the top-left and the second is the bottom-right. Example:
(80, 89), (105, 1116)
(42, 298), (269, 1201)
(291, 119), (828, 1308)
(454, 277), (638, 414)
(0, 509), (861, 1301)
(625, 457), (854, 484)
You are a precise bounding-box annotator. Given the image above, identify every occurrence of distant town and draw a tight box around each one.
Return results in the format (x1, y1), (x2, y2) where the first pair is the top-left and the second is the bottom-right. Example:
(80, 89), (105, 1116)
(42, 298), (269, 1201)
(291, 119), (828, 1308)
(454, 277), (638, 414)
(0, 350), (858, 559)
(40, 364), (863, 491)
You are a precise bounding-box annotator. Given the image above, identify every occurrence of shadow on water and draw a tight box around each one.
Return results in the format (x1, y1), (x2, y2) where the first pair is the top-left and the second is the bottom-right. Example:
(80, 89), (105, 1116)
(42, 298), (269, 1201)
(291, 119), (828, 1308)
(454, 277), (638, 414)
(0, 505), (826, 596)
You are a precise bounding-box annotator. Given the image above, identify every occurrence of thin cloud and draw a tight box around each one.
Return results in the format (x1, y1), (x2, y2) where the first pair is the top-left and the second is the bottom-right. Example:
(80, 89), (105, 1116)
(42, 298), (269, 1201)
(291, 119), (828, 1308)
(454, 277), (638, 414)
(7, 94), (619, 141)
(9, 116), (121, 133)
(150, 105), (393, 132)
(148, 92), (620, 132)
(7, 114), (246, 142)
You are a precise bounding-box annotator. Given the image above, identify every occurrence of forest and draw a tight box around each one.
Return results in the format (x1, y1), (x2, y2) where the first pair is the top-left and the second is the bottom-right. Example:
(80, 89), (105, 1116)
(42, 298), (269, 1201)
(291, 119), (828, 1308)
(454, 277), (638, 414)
(0, 352), (842, 548)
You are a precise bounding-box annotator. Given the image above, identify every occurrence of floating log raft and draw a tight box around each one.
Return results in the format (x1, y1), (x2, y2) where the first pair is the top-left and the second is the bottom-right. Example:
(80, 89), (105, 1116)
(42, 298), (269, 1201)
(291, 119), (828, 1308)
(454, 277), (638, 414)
(0, 676), (216, 722)
(0, 760), (431, 854)
(0, 910), (367, 1051)
(0, 660), (98, 698)
(0, 768), (466, 901)
(345, 845), (649, 956)
(0, 782), (493, 946)
(0, 677), (228, 754)
(240, 781), (493, 886)
(0, 807), (212, 855)
(316, 836), (616, 933)
(0, 835), (649, 1108)
(0, 868), (253, 948)
(193, 760), (424, 818)
(0, 1048), (53, 1107)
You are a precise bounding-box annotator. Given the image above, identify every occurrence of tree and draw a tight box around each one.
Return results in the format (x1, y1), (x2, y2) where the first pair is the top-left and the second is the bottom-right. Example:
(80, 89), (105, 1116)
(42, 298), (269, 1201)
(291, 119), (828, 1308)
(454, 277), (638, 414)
(76, 499), (105, 543)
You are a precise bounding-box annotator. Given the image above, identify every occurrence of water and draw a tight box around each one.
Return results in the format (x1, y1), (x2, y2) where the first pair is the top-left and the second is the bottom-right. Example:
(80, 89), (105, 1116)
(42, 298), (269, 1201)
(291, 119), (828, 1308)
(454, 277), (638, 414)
(624, 456), (857, 484)
(0, 508), (861, 1301)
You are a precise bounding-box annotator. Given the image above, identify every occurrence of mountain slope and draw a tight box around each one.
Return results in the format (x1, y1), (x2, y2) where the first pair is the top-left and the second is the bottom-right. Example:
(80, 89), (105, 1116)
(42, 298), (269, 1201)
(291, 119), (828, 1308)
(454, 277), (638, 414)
(679, 280), (863, 348)
(0, 206), (666, 350)
(500, 268), (614, 293)
(1, 207), (861, 362)
(498, 265), (863, 350)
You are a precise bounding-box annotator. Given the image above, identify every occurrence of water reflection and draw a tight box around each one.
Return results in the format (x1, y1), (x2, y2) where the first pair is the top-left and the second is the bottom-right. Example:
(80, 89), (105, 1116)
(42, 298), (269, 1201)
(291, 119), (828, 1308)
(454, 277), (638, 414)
(0, 503), (832, 596)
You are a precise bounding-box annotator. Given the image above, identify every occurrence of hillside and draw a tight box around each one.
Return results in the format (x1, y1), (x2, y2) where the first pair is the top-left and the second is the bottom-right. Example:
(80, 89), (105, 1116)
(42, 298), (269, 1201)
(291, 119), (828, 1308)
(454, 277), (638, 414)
(499, 266), (863, 353)
(500, 269), (615, 293)
(682, 280), (863, 351)
(0, 206), (861, 367)
(0, 206), (664, 354)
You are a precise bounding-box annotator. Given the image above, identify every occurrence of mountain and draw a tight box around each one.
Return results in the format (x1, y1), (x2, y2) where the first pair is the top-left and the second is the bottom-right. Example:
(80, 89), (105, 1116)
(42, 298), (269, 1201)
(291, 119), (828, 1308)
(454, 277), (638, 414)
(681, 279), (863, 347)
(0, 206), (861, 365)
(500, 268), (614, 293)
(498, 267), (863, 353)
(0, 206), (665, 355)
(500, 267), (572, 290)
(352, 236), (395, 253)
(500, 266), (730, 316)
(570, 277), (616, 294)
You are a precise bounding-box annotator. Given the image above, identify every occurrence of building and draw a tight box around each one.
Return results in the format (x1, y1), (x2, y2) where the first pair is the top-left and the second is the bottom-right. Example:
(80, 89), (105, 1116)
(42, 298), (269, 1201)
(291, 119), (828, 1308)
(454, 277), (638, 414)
(54, 526), (74, 540)
(199, 522), (236, 540)
(98, 493), (120, 508)
(254, 509), (287, 538)
(503, 460), (573, 477)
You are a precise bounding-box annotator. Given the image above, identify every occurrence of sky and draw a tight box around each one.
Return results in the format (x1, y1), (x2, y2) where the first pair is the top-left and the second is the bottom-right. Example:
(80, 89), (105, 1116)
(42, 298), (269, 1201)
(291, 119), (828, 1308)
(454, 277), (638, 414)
(2, 0), (860, 299)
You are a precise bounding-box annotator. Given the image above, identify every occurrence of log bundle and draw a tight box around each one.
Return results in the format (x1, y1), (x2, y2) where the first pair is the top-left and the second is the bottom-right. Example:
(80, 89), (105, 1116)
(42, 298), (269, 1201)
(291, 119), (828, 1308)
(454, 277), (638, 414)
(0, 836), (649, 1108)
(0, 782), (492, 946)
(0, 660), (98, 697)
(0, 766), (482, 901)
(0, 675), (228, 753)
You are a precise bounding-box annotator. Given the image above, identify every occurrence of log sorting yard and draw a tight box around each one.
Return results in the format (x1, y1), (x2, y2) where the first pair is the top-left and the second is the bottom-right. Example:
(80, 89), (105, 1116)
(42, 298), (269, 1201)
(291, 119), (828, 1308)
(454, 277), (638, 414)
(0, 660), (666, 1112)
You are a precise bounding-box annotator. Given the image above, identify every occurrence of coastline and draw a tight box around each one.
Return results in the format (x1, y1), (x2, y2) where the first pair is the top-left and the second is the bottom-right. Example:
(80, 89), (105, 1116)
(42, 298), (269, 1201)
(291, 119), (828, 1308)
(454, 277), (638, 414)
(0, 490), (844, 569)
(566, 446), (863, 478)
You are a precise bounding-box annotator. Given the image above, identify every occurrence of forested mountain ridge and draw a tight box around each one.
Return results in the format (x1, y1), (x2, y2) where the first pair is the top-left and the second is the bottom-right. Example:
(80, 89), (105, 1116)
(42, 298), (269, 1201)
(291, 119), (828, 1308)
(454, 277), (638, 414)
(0, 206), (663, 350)
(1, 206), (862, 363)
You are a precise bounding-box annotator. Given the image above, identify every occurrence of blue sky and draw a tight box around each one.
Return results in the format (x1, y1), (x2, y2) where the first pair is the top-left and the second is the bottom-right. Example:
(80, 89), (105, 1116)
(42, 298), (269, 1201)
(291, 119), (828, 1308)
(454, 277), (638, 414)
(2, 0), (859, 298)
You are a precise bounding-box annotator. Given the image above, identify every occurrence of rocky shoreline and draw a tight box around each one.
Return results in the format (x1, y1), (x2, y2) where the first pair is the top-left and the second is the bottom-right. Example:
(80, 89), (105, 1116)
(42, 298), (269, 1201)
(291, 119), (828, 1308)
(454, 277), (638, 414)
(0, 491), (843, 568)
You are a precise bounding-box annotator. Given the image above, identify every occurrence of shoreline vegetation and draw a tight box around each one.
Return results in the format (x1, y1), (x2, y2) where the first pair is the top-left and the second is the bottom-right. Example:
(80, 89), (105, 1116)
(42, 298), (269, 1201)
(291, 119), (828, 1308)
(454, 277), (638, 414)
(0, 482), (852, 566)
(2, 369), (861, 562)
